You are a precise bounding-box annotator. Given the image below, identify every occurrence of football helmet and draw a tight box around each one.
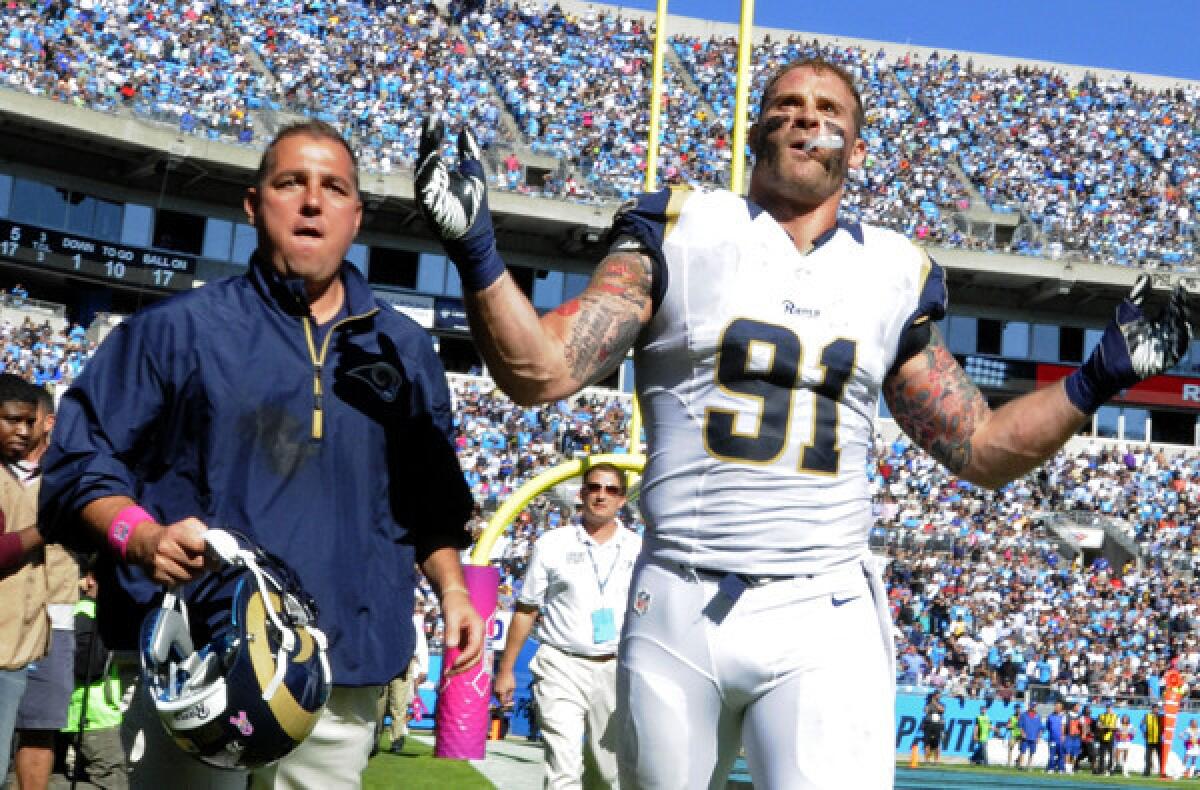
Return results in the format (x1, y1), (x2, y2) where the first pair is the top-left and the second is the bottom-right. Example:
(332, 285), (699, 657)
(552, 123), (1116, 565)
(139, 529), (333, 770)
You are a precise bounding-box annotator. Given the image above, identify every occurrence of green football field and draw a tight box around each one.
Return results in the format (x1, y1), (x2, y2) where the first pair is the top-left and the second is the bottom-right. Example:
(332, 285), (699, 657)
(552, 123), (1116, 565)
(363, 734), (493, 789)
(359, 735), (1200, 790)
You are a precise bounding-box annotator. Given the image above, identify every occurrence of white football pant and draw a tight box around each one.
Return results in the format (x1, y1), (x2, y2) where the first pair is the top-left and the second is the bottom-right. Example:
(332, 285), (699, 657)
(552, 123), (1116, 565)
(617, 557), (894, 790)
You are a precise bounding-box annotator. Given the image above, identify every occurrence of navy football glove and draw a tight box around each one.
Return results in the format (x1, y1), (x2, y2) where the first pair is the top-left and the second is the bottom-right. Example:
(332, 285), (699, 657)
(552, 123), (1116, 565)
(1065, 275), (1192, 414)
(414, 117), (506, 292)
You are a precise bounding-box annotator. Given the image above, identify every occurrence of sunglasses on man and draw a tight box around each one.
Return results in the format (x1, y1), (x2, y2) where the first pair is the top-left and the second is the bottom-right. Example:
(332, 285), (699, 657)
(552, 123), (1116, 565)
(584, 482), (624, 496)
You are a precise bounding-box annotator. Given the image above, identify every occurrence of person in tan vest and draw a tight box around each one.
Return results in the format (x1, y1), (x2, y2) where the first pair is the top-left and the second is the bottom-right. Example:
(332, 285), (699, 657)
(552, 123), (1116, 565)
(0, 374), (49, 780)
(13, 385), (79, 790)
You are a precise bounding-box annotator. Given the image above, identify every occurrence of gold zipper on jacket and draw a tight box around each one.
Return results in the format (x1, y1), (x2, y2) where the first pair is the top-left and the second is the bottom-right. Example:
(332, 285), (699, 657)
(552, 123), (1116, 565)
(301, 308), (379, 439)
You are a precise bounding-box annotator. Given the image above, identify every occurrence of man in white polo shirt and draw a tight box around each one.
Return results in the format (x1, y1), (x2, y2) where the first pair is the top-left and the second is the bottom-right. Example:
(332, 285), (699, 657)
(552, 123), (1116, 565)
(495, 463), (641, 789)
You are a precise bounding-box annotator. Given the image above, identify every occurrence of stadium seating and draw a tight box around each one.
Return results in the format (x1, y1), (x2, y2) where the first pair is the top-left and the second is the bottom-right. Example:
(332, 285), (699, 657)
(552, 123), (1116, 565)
(877, 432), (1200, 705)
(0, 286), (95, 390)
(0, 0), (264, 142)
(225, 0), (505, 172)
(458, 0), (660, 199)
(3, 0), (1194, 268)
(2, 275), (1195, 705)
(3, 3), (1200, 688)
(419, 370), (1200, 708)
(897, 53), (1198, 268)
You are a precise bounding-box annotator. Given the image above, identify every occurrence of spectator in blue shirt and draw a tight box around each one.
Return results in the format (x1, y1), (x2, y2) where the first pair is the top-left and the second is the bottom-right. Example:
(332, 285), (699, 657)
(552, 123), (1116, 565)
(1017, 708), (1044, 770)
(1045, 701), (1066, 773)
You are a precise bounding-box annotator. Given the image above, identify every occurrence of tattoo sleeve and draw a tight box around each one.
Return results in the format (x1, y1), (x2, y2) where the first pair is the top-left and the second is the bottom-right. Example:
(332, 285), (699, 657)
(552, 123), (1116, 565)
(556, 251), (653, 385)
(882, 326), (990, 474)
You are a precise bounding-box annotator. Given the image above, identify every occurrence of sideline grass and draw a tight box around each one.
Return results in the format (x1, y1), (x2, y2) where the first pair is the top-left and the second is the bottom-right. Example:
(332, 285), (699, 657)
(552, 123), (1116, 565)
(899, 761), (1200, 786)
(364, 735), (493, 789)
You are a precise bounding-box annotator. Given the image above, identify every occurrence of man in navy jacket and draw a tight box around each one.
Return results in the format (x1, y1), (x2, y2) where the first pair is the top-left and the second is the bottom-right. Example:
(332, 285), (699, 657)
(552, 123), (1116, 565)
(38, 120), (483, 788)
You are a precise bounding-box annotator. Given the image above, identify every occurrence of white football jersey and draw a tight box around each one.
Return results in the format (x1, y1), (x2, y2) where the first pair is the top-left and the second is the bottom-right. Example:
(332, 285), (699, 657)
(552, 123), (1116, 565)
(614, 187), (946, 575)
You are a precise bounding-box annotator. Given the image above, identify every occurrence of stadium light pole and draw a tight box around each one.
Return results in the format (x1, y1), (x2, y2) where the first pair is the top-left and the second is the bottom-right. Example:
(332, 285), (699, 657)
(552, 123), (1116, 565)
(729, 0), (755, 195)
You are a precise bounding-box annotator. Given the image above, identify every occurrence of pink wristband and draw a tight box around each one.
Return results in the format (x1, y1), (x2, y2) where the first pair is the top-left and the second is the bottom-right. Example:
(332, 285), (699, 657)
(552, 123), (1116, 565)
(108, 505), (154, 561)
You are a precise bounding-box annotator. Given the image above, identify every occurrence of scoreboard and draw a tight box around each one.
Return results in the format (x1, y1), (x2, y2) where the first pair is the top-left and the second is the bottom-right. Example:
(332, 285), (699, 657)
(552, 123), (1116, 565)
(0, 219), (196, 291)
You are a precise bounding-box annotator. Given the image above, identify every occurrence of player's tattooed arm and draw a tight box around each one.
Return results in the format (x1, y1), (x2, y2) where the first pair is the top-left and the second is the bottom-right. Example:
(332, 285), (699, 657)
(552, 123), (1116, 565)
(885, 325), (1088, 489)
(550, 250), (654, 386)
(883, 325), (989, 475)
(460, 246), (653, 405)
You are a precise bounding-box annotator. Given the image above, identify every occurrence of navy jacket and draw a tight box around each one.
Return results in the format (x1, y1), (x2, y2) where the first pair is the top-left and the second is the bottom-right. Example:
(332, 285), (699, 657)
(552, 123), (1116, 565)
(39, 255), (473, 686)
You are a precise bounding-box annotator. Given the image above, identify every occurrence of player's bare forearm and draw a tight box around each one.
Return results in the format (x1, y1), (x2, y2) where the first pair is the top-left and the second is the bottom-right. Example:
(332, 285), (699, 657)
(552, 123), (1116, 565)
(548, 250), (653, 388)
(884, 326), (1087, 489)
(464, 251), (653, 405)
(463, 271), (568, 403)
(964, 383), (1088, 487)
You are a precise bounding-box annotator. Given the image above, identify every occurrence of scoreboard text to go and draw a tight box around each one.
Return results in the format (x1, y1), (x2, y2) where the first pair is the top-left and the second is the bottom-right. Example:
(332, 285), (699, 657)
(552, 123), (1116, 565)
(0, 221), (196, 291)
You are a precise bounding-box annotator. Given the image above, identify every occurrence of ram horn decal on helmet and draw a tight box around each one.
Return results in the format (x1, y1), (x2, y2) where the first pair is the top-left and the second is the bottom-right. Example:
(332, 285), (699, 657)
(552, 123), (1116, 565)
(139, 529), (333, 770)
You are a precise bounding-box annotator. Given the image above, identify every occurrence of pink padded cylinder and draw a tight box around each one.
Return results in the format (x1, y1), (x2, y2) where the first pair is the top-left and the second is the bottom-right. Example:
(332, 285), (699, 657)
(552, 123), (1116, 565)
(434, 564), (499, 759)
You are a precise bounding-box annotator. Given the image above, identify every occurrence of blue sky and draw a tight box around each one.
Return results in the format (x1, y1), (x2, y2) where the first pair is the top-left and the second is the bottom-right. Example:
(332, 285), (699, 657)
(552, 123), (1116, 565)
(615, 0), (1200, 81)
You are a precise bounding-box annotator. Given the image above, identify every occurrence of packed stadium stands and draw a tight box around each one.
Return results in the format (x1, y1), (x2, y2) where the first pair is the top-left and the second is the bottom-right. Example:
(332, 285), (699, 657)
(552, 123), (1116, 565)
(411, 369), (1200, 709)
(873, 432), (1200, 707)
(3, 0), (1200, 724)
(897, 53), (1197, 267)
(0, 0), (266, 141)
(0, 286), (95, 390)
(2, 0), (1193, 268)
(226, 0), (506, 172)
(4, 271), (1200, 713)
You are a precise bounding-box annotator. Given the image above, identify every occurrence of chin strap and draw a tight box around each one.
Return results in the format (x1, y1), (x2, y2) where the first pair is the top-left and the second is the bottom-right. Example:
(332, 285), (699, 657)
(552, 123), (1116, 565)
(203, 530), (331, 702)
(309, 627), (332, 696)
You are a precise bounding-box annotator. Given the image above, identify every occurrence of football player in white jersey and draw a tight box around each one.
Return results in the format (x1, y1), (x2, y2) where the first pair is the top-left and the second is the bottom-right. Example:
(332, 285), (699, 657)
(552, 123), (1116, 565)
(415, 58), (1191, 789)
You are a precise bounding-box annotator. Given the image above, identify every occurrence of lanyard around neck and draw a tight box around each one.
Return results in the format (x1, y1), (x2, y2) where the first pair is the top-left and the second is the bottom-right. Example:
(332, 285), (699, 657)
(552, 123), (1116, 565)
(580, 527), (621, 597)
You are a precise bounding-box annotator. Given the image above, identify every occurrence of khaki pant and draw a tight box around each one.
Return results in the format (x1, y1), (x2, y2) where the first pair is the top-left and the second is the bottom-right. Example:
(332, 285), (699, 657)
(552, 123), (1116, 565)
(122, 683), (381, 789)
(51, 727), (128, 790)
(385, 659), (419, 741)
(531, 644), (620, 790)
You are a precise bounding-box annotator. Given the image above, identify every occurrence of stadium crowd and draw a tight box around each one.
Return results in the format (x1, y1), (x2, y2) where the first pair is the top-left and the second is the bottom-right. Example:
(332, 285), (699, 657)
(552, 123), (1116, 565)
(875, 432), (1200, 709)
(392, 366), (1200, 715)
(457, 0), (659, 200)
(9, 298), (1200, 777)
(897, 52), (1198, 268)
(0, 296), (95, 391)
(2, 0), (1193, 267)
(226, 0), (506, 173)
(0, 0), (264, 141)
(7, 276), (1200, 729)
(402, 370), (1200, 714)
(10, 284), (1198, 712)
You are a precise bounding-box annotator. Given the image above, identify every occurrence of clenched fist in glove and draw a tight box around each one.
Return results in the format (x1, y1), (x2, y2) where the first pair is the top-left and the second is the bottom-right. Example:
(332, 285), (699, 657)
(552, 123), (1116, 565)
(1065, 275), (1192, 414)
(414, 116), (506, 292)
